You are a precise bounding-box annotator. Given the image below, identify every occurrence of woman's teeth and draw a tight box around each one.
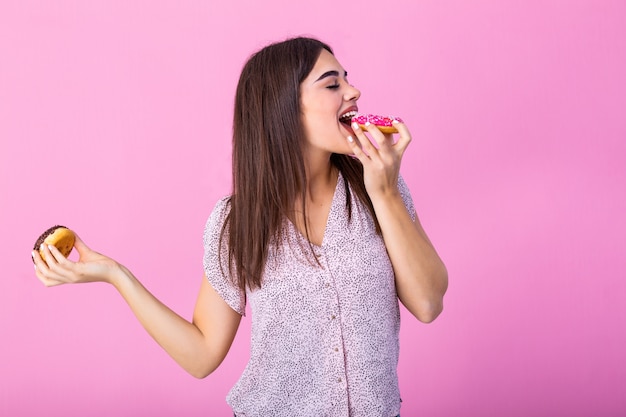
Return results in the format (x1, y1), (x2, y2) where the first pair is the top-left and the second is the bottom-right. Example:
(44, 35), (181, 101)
(339, 110), (358, 123)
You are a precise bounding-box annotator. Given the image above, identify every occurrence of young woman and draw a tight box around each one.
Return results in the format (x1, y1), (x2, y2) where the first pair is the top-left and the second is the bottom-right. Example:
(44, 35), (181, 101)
(33, 37), (448, 417)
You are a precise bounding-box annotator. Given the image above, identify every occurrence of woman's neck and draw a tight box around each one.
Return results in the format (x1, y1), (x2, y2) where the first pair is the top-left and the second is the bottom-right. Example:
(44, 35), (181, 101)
(291, 152), (338, 246)
(303, 152), (337, 203)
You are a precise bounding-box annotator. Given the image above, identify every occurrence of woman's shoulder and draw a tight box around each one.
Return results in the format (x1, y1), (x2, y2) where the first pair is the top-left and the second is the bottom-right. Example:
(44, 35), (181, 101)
(203, 195), (232, 240)
(212, 195), (232, 214)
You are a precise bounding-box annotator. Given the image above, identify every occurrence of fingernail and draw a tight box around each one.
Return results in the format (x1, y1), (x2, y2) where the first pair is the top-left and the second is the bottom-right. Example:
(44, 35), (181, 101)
(31, 251), (36, 259)
(351, 122), (359, 130)
(365, 122), (371, 127)
(48, 245), (55, 251)
(347, 136), (354, 143)
(40, 243), (45, 250)
(392, 119), (399, 124)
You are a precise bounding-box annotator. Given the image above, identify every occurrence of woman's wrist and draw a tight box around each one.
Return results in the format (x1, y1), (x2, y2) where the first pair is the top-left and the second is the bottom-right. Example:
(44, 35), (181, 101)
(369, 187), (403, 212)
(107, 262), (133, 290)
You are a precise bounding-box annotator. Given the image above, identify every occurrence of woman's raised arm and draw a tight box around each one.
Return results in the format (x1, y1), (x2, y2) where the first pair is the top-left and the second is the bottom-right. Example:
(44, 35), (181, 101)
(346, 121), (448, 323)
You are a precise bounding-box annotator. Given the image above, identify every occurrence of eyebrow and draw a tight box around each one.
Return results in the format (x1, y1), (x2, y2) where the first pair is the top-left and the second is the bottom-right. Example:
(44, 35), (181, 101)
(315, 70), (348, 82)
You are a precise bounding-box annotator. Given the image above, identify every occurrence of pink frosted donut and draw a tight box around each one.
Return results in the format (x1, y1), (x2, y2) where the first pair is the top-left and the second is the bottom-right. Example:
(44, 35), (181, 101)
(351, 113), (403, 134)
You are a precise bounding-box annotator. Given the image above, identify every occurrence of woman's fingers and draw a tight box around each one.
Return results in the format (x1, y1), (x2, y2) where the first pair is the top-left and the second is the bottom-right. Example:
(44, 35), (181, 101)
(346, 123), (373, 162)
(349, 120), (411, 161)
(32, 247), (65, 287)
(73, 232), (90, 252)
(46, 242), (69, 265)
(34, 242), (86, 283)
(391, 120), (412, 158)
(350, 122), (383, 158)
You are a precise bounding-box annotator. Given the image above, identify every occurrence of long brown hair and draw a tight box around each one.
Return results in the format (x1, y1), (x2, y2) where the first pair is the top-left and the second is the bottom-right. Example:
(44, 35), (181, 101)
(222, 37), (380, 290)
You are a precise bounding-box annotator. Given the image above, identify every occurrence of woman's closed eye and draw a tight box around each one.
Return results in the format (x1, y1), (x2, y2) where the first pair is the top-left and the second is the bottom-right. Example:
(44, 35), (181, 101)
(327, 83), (340, 90)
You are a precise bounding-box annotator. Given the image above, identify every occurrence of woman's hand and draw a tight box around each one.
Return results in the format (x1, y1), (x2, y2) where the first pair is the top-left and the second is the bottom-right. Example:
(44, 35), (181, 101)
(32, 233), (125, 287)
(346, 119), (412, 199)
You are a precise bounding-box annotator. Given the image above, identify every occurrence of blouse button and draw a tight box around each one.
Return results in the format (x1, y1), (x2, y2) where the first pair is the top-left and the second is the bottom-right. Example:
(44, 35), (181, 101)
(337, 378), (342, 383)
(334, 347), (339, 352)
(331, 314), (336, 320)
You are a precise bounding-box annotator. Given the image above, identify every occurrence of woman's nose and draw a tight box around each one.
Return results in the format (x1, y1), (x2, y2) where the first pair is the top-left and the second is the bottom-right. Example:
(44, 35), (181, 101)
(344, 84), (361, 102)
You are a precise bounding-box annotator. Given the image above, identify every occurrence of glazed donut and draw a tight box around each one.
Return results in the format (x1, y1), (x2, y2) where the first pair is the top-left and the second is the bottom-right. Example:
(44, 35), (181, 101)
(352, 114), (403, 134)
(33, 225), (75, 264)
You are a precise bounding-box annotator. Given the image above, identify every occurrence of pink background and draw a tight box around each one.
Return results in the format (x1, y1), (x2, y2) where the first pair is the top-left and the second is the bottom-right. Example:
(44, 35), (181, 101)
(2, 1), (625, 416)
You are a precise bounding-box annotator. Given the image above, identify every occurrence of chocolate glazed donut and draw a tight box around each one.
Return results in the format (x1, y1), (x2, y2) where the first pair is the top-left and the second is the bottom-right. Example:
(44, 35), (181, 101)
(33, 225), (75, 264)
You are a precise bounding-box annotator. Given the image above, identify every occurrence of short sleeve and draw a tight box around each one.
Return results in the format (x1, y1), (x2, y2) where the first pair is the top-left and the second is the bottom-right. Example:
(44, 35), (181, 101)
(203, 197), (246, 316)
(397, 175), (417, 222)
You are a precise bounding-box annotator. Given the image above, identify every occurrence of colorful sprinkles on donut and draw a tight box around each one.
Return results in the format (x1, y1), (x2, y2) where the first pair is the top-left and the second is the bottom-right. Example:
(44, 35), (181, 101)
(351, 114), (403, 134)
(352, 114), (402, 127)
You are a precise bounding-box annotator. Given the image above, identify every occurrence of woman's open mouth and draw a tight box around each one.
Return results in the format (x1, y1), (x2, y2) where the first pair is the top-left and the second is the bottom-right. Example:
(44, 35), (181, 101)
(339, 110), (358, 128)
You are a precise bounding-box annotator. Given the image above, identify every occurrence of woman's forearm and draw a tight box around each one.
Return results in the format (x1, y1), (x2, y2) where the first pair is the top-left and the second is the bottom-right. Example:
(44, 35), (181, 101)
(110, 266), (218, 377)
(371, 192), (448, 322)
